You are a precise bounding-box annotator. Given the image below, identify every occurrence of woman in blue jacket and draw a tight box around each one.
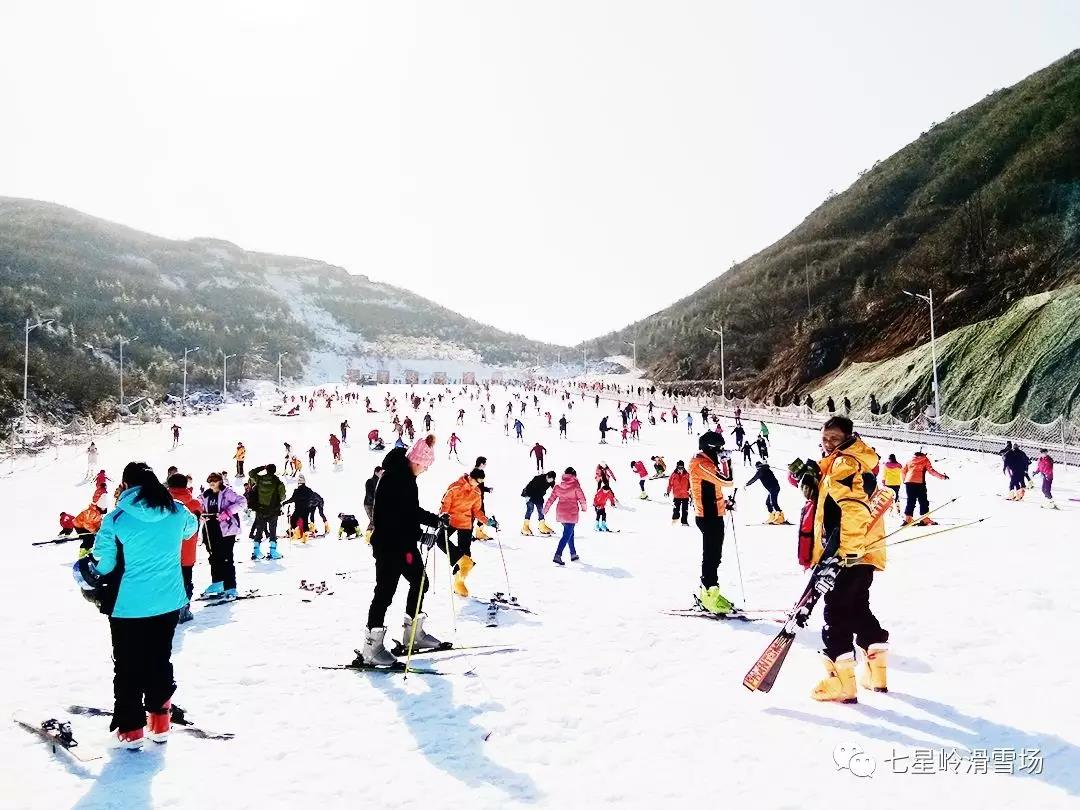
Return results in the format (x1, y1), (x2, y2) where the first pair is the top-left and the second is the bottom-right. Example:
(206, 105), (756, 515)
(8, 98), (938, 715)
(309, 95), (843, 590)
(87, 462), (198, 748)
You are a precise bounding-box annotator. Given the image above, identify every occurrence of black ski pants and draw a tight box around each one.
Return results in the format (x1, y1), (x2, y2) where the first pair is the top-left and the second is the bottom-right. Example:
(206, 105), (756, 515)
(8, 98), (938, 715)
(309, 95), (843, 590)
(765, 487), (780, 513)
(821, 564), (888, 660)
(903, 483), (930, 517)
(252, 512), (279, 541)
(435, 527), (472, 566)
(367, 542), (428, 628)
(109, 610), (180, 733)
(204, 520), (237, 591)
(671, 498), (689, 524)
(695, 515), (725, 588)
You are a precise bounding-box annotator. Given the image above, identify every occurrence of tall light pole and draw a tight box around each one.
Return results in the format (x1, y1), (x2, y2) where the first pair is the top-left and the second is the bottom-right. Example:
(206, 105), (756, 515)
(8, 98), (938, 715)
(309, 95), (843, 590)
(582, 347), (587, 377)
(623, 339), (637, 371)
(706, 326), (726, 400)
(182, 346), (199, 415)
(118, 335), (138, 406)
(903, 289), (942, 421)
(222, 352), (236, 400)
(23, 318), (54, 437)
(277, 351), (289, 390)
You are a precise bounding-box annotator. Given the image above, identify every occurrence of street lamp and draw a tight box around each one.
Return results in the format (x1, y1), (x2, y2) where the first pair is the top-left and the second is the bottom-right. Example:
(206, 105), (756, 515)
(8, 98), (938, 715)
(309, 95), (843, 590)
(277, 352), (289, 390)
(706, 326), (726, 401)
(22, 318), (54, 437)
(182, 346), (200, 415)
(623, 340), (637, 371)
(222, 352), (236, 400)
(118, 335), (139, 406)
(903, 289), (942, 422)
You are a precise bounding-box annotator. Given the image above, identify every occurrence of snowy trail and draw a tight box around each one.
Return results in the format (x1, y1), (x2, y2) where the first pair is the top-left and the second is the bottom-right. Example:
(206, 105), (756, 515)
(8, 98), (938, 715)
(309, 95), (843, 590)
(3, 385), (1078, 809)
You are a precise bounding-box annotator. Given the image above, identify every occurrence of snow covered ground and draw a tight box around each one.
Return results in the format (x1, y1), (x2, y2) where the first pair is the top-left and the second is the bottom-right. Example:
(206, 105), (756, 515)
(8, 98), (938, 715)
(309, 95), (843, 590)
(3, 383), (1078, 809)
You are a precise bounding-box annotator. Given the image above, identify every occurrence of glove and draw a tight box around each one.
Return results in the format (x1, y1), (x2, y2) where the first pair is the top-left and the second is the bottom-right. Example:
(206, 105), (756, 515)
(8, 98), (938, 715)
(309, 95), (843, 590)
(439, 513), (451, 527)
(813, 556), (841, 595)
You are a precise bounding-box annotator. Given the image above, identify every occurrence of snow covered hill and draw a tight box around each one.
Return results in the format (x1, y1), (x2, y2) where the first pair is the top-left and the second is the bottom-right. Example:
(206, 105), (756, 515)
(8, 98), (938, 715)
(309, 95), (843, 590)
(3, 382), (1078, 809)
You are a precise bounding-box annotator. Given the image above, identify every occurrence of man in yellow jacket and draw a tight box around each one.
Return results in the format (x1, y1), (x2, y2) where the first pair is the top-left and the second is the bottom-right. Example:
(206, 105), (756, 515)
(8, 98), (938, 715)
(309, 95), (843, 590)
(438, 468), (487, 597)
(808, 416), (890, 703)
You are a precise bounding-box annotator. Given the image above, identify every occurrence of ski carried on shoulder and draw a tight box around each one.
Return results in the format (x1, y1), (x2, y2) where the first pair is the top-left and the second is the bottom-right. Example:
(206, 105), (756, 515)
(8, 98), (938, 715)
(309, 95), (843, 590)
(66, 705), (234, 741)
(13, 713), (102, 762)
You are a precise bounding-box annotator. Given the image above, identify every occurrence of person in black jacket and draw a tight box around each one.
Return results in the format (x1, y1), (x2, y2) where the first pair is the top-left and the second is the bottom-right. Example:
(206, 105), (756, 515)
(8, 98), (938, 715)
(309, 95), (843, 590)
(359, 441), (443, 667)
(363, 466), (383, 537)
(521, 471), (557, 536)
(746, 462), (785, 524)
(282, 476), (318, 538)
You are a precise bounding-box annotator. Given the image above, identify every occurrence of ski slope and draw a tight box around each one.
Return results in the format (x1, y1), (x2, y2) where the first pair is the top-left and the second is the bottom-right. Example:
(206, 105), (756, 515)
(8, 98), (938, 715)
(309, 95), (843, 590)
(3, 383), (1078, 809)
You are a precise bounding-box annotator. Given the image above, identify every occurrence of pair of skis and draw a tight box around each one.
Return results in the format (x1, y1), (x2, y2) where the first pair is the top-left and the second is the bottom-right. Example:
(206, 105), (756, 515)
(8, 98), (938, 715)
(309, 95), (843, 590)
(321, 643), (513, 676)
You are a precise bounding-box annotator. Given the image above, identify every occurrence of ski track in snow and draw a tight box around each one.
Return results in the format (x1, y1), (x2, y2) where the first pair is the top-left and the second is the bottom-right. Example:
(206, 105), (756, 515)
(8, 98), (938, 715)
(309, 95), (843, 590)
(3, 384), (1079, 809)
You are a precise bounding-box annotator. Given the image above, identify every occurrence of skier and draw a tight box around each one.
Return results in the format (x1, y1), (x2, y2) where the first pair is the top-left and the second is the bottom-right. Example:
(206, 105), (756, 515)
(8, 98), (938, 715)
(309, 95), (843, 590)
(198, 472), (245, 603)
(599, 416), (616, 444)
(340, 420), (349, 444)
(900, 451), (949, 525)
(338, 513), (361, 539)
(665, 460), (690, 526)
(289, 455), (303, 478)
(529, 442), (547, 471)
(686, 413), (694, 434)
(307, 446), (317, 472)
(368, 429), (381, 450)
(233, 442), (246, 477)
(85, 442), (98, 479)
(329, 433), (342, 464)
(92, 469), (110, 504)
(247, 464), (286, 560)
(163, 474), (201, 624)
(457, 408), (465, 425)
(558, 415), (568, 439)
(746, 461), (785, 524)
(448, 432), (462, 459)
(74, 502), (107, 557)
(283, 442), (293, 468)
(882, 454), (903, 513)
(690, 431), (734, 614)
(1035, 449), (1057, 508)
(595, 462), (616, 492)
(76, 462), (198, 748)
(358, 436), (445, 667)
(513, 418), (525, 442)
(630, 417), (641, 440)
(170, 424), (181, 448)
(545, 467), (588, 565)
(593, 482), (617, 532)
(733, 406), (742, 427)
(806, 416), (891, 703)
(651, 455), (667, 478)
(521, 471), (557, 536)
(755, 434), (769, 463)
(362, 465), (384, 541)
(733, 423), (746, 449)
(741, 439), (755, 466)
(437, 468), (487, 596)
(1002, 444), (1031, 500)
(631, 459), (649, 499)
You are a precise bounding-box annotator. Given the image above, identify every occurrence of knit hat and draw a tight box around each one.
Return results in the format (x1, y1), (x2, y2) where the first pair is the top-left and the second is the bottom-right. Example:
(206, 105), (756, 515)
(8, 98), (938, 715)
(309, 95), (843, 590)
(407, 434), (436, 470)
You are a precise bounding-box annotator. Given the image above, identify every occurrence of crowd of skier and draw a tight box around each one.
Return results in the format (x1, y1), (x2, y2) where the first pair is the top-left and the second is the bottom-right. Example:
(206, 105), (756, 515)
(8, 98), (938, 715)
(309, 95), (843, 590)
(63, 380), (1062, 748)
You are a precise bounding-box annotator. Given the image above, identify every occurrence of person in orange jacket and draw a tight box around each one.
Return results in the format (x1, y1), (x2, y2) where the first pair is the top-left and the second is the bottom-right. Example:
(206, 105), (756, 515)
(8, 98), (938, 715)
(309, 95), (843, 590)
(74, 502), (107, 557)
(689, 432), (734, 613)
(901, 451), (949, 525)
(437, 468), (487, 596)
(166, 473), (203, 623)
(233, 442), (246, 477)
(665, 460), (691, 526)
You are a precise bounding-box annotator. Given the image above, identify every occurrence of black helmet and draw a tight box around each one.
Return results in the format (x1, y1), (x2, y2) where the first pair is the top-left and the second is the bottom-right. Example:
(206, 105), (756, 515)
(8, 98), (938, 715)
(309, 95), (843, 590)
(698, 430), (724, 460)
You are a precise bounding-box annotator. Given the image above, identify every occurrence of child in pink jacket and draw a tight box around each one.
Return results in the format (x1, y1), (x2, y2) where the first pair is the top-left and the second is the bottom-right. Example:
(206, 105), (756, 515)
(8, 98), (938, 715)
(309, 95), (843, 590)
(545, 467), (588, 565)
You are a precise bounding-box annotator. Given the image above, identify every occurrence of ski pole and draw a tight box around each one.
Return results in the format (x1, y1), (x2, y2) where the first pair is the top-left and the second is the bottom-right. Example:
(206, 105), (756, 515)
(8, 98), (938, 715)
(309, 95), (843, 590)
(442, 526), (458, 638)
(887, 516), (987, 547)
(729, 507), (747, 608)
(492, 520), (513, 600)
(883, 496), (960, 540)
(403, 540), (434, 680)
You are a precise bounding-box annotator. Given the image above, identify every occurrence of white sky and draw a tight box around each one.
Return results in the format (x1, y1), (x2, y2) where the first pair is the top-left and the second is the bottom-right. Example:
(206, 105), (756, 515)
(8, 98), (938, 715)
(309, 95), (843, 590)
(2, 2), (1078, 345)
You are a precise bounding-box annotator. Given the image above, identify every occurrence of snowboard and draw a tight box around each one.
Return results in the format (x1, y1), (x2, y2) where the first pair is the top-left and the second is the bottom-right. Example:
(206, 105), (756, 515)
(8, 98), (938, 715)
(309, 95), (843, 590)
(13, 713), (102, 762)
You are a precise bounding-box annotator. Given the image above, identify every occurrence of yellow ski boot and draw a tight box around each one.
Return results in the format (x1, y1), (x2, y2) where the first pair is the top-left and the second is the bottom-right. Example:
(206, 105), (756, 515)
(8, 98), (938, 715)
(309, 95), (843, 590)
(521, 520), (534, 536)
(858, 643), (889, 693)
(537, 519), (555, 536)
(453, 556), (474, 597)
(811, 652), (858, 703)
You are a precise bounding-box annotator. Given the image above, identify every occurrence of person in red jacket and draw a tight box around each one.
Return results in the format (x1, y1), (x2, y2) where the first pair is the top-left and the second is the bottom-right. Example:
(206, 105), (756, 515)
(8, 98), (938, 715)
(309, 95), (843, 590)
(631, 460), (649, 499)
(665, 460), (691, 526)
(593, 483), (617, 532)
(529, 442), (547, 471)
(329, 433), (342, 464)
(166, 473), (203, 623)
(901, 451), (949, 525)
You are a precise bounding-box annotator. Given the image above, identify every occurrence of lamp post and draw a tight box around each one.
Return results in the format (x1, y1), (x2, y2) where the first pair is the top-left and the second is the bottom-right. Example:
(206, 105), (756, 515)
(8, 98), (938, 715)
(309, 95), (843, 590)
(22, 318), (54, 437)
(118, 335), (138, 406)
(277, 352), (289, 390)
(182, 346), (199, 415)
(623, 340), (637, 371)
(222, 352), (236, 400)
(583, 347), (587, 377)
(706, 326), (726, 400)
(903, 289), (942, 422)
